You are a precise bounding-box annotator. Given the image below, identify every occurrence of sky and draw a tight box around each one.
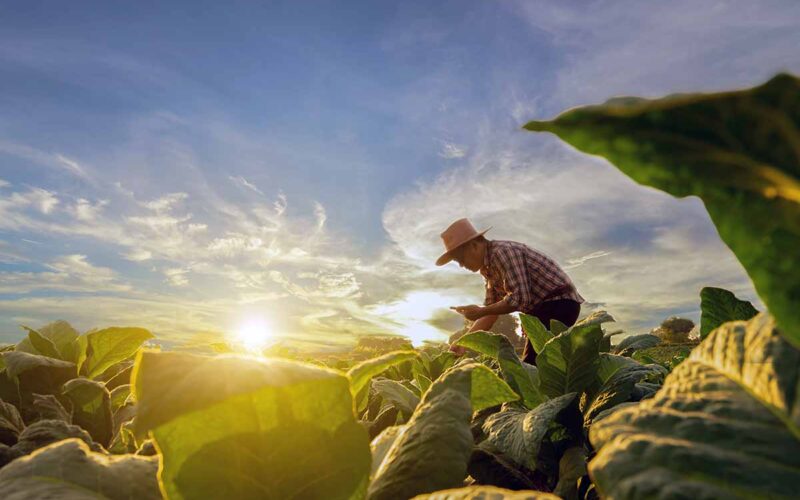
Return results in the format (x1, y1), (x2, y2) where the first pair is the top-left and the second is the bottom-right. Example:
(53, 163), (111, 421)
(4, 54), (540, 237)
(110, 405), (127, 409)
(1, 0), (799, 348)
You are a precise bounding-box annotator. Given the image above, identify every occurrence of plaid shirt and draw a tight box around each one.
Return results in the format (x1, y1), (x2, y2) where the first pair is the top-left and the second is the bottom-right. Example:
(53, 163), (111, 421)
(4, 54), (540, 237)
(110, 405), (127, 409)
(481, 240), (584, 313)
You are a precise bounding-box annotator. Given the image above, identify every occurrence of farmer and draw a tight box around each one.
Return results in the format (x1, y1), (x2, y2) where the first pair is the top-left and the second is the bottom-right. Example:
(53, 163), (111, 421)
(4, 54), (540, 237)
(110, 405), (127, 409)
(437, 218), (584, 364)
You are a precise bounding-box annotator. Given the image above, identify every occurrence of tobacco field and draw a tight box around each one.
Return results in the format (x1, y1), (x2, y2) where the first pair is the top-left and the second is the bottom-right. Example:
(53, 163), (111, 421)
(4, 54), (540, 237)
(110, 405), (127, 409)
(0, 74), (797, 499)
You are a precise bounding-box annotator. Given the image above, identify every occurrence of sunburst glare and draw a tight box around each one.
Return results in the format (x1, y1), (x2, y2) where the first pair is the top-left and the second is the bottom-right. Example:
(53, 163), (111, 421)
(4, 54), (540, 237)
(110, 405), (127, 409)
(235, 317), (274, 352)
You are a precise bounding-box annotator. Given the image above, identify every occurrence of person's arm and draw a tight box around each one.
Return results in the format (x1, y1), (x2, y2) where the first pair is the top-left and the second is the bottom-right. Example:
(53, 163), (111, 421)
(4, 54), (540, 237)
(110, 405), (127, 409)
(451, 296), (516, 322)
(480, 297), (516, 316)
(468, 314), (498, 333)
(449, 313), (500, 355)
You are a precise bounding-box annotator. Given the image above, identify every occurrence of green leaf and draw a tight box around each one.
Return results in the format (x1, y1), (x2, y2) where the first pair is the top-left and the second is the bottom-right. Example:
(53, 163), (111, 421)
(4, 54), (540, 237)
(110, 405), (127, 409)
(466, 363), (520, 413)
(368, 364), (474, 500)
(73, 334), (89, 372)
(525, 74), (800, 347)
(455, 331), (546, 408)
(480, 393), (576, 471)
(110, 384), (131, 411)
(104, 363), (133, 390)
(596, 353), (640, 384)
(108, 421), (138, 455)
(369, 363), (518, 499)
(553, 447), (588, 500)
(519, 314), (552, 355)
(347, 350), (418, 401)
(0, 400), (24, 446)
(0, 369), (20, 407)
(428, 351), (457, 380)
(550, 320), (568, 335)
(81, 327), (153, 379)
(583, 362), (666, 428)
(415, 372), (432, 395)
(410, 486), (559, 499)
(12, 419), (102, 455)
(589, 313), (800, 499)
(1, 351), (76, 398)
(613, 334), (660, 354)
(537, 324), (603, 398)
(0, 438), (160, 499)
(466, 447), (542, 491)
(575, 310), (616, 328)
(62, 378), (113, 446)
(30, 394), (71, 423)
(22, 327), (61, 359)
(38, 320), (80, 357)
(132, 350), (371, 500)
(370, 425), (404, 476)
(700, 286), (759, 338)
(373, 378), (421, 418)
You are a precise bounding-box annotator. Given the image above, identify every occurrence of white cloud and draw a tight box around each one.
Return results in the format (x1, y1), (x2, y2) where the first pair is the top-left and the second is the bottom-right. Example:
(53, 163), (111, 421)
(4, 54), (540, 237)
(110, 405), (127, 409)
(513, 0), (800, 108)
(0, 254), (130, 294)
(0, 141), (91, 180)
(142, 192), (188, 212)
(439, 141), (467, 159)
(229, 175), (264, 195)
(123, 249), (153, 261)
(382, 145), (760, 334)
(164, 267), (189, 287)
(71, 198), (108, 221)
(564, 250), (612, 270)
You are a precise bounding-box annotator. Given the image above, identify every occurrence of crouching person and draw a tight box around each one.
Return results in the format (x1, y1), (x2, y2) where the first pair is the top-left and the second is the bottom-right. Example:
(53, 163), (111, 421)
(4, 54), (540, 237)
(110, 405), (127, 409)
(436, 218), (584, 364)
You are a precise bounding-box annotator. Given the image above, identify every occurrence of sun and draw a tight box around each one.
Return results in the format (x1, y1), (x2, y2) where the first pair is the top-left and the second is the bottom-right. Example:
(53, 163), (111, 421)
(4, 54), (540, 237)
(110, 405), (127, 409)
(235, 317), (274, 352)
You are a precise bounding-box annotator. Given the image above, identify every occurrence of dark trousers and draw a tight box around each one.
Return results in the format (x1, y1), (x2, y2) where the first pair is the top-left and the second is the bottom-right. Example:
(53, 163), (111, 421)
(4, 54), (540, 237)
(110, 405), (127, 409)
(522, 299), (581, 365)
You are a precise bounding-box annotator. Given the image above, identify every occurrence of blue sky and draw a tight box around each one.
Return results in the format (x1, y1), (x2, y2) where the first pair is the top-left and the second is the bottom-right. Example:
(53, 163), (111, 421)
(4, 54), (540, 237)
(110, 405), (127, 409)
(1, 0), (799, 347)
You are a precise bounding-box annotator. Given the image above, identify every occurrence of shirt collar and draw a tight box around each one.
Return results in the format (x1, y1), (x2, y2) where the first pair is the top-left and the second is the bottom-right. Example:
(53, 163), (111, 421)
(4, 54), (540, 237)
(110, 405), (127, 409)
(481, 240), (493, 273)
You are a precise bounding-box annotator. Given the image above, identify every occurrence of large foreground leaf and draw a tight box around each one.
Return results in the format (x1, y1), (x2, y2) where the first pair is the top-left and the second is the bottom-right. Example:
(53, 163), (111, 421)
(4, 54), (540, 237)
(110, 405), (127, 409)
(411, 486), (559, 499)
(537, 324), (603, 398)
(525, 73), (800, 347)
(0, 438), (160, 499)
(455, 331), (546, 408)
(368, 363), (518, 500)
(700, 286), (759, 338)
(133, 350), (371, 500)
(589, 313), (800, 499)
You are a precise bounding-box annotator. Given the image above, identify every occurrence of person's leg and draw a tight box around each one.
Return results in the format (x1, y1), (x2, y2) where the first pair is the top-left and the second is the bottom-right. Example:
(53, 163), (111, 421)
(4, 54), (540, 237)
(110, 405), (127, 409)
(521, 300), (582, 365)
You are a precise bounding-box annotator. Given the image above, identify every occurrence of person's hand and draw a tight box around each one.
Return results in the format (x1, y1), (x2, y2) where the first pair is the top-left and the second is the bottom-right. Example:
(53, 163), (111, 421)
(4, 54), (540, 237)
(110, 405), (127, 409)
(448, 343), (467, 356)
(450, 304), (485, 322)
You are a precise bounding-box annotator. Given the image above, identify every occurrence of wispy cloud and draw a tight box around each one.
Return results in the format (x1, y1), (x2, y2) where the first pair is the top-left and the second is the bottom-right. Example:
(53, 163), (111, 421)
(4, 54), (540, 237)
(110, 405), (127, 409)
(229, 175), (264, 195)
(564, 250), (611, 270)
(439, 141), (467, 159)
(0, 141), (92, 181)
(0, 254), (131, 294)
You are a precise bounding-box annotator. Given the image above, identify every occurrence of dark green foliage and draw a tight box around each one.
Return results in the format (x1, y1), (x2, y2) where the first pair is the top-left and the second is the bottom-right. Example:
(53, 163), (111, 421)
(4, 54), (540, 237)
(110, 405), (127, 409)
(700, 286), (759, 338)
(590, 313), (800, 498)
(525, 73), (800, 347)
(0, 438), (160, 499)
(62, 378), (113, 446)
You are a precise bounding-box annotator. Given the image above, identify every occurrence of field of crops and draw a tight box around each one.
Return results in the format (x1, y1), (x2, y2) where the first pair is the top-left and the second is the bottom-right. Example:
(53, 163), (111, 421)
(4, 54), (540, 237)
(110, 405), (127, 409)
(0, 74), (797, 499)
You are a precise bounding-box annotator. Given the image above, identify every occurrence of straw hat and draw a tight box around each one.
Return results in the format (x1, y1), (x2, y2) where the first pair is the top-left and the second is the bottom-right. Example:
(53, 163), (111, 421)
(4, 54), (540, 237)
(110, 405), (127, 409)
(435, 218), (492, 266)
